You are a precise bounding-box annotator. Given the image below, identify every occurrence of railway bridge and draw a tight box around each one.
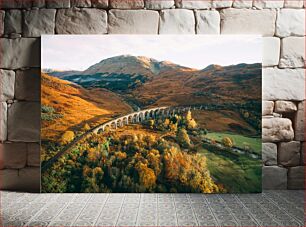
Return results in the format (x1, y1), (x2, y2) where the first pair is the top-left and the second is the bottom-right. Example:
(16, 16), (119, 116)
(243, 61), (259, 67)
(92, 105), (206, 134)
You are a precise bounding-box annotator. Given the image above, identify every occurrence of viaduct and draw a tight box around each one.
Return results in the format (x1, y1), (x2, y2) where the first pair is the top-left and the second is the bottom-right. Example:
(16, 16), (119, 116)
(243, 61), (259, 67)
(92, 105), (207, 134)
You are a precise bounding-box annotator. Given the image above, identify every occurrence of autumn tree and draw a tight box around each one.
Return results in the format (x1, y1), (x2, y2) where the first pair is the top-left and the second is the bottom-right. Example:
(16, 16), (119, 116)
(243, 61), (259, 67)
(147, 119), (154, 129)
(60, 131), (75, 145)
(186, 110), (197, 129)
(135, 162), (156, 190)
(222, 137), (234, 147)
(83, 123), (90, 131)
(177, 128), (191, 148)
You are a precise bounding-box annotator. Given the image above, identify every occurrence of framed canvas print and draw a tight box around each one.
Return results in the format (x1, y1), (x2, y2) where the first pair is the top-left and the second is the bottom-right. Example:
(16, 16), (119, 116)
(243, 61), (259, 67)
(41, 35), (262, 193)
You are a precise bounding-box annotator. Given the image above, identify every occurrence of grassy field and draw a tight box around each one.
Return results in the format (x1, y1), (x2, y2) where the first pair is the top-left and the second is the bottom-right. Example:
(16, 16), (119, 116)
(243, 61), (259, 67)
(206, 132), (261, 154)
(199, 147), (262, 193)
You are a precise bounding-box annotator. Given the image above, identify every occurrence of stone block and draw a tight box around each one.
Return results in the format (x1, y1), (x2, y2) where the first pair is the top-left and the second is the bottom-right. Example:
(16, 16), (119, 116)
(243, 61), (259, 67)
(301, 142), (305, 165)
(46, 0), (70, 8)
(0, 0), (32, 9)
(253, 0), (284, 8)
(278, 141), (301, 166)
(263, 68), (305, 101)
(159, 9), (195, 34)
(71, 0), (92, 7)
(24, 9), (56, 37)
(280, 37), (305, 68)
(175, 0), (212, 9)
(195, 10), (220, 34)
(262, 143), (277, 166)
(263, 166), (287, 189)
(263, 37), (280, 67)
(0, 38), (40, 69)
(15, 68), (41, 102)
(27, 143), (40, 167)
(288, 166), (304, 189)
(262, 101), (274, 115)
(220, 9), (276, 36)
(232, 0), (253, 8)
(276, 9), (305, 37)
(91, 0), (108, 8)
(212, 0), (233, 8)
(0, 10), (4, 35)
(8, 102), (40, 142)
(0, 167), (40, 192)
(0, 102), (7, 142)
(275, 101), (297, 113)
(109, 10), (159, 34)
(284, 0), (304, 8)
(110, 0), (144, 8)
(56, 8), (107, 34)
(262, 117), (294, 142)
(4, 9), (22, 34)
(145, 0), (175, 9)
(0, 69), (15, 102)
(0, 143), (27, 169)
(32, 0), (46, 8)
(294, 101), (305, 141)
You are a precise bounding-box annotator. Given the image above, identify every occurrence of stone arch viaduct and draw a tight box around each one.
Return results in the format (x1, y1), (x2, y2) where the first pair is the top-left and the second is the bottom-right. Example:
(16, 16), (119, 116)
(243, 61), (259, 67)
(41, 105), (207, 172)
(92, 105), (207, 134)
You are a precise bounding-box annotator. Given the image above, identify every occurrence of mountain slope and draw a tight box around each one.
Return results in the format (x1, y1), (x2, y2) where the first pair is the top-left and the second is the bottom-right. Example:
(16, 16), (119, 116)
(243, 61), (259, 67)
(82, 55), (193, 76)
(132, 63), (261, 107)
(41, 73), (132, 141)
(42, 69), (82, 78)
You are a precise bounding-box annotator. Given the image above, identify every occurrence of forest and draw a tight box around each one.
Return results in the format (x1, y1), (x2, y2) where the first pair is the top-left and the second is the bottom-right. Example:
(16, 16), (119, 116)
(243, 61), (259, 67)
(41, 110), (261, 193)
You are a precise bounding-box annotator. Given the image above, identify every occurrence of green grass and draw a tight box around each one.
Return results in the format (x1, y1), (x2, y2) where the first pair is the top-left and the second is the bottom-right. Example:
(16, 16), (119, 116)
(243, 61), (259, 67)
(206, 132), (261, 154)
(200, 148), (262, 193)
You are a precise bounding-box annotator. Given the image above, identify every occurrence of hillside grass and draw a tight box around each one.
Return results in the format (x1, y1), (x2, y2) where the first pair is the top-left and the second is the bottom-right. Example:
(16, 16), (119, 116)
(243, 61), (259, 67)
(41, 73), (133, 141)
(206, 132), (261, 154)
(192, 110), (257, 135)
(199, 147), (262, 193)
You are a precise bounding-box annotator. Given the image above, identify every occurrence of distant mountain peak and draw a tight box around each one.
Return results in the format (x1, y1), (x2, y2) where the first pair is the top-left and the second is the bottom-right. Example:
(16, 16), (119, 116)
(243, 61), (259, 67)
(202, 64), (223, 72)
(82, 55), (191, 76)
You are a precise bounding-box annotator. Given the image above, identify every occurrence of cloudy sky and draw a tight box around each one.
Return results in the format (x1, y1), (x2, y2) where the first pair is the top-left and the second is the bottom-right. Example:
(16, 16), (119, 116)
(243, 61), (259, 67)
(42, 35), (262, 71)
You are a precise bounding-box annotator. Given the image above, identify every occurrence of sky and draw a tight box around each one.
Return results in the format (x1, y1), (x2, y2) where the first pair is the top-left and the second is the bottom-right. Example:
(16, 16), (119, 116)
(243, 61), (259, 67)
(42, 35), (262, 71)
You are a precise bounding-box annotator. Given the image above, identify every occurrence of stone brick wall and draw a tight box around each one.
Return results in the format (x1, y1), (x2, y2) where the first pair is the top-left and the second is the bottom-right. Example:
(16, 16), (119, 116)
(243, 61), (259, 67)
(0, 0), (304, 192)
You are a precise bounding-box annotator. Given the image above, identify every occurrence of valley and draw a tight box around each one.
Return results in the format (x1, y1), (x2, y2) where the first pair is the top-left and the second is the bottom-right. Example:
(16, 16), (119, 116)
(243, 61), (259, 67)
(41, 55), (262, 193)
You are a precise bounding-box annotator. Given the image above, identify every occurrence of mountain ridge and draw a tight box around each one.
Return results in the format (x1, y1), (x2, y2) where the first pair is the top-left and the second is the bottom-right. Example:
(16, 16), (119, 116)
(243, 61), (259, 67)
(44, 55), (259, 79)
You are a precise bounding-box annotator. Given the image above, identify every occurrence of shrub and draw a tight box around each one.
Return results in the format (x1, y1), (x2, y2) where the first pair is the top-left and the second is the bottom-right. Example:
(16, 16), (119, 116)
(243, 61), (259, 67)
(83, 123), (91, 131)
(60, 131), (75, 145)
(41, 105), (55, 113)
(177, 128), (191, 148)
(222, 137), (234, 148)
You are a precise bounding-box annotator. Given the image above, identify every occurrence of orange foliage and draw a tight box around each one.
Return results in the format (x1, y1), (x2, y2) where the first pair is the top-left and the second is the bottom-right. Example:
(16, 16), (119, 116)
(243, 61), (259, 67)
(41, 73), (132, 141)
(136, 162), (157, 190)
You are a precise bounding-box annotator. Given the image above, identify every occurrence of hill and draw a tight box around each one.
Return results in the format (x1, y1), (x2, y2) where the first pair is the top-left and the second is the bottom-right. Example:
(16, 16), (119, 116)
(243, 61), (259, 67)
(60, 55), (196, 92)
(44, 56), (261, 136)
(41, 73), (132, 141)
(42, 69), (82, 78)
(82, 55), (193, 76)
(56, 55), (261, 107)
(132, 63), (261, 107)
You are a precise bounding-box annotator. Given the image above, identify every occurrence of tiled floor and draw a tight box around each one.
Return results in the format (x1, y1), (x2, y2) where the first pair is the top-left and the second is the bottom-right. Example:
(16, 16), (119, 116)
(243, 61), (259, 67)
(1, 190), (304, 226)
